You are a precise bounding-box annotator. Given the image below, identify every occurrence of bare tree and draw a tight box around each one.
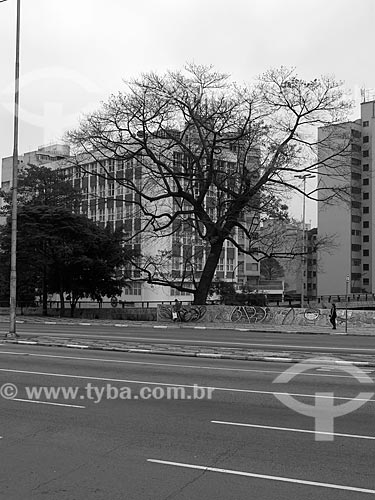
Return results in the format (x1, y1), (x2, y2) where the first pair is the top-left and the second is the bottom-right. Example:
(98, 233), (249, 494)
(67, 64), (352, 304)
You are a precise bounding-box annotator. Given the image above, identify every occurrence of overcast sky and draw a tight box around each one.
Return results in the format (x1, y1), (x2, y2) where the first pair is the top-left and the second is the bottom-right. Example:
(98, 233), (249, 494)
(1, 0), (375, 224)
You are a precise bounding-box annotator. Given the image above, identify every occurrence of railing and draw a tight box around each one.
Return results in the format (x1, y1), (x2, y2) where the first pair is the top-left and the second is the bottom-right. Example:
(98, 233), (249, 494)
(0, 299), (194, 309)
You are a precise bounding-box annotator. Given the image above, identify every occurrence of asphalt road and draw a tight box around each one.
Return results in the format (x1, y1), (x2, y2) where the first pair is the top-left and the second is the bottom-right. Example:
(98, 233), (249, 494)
(0, 344), (374, 499)
(3, 322), (375, 354)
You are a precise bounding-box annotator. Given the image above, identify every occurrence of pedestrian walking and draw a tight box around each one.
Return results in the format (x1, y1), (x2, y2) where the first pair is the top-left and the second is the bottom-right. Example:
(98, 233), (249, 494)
(172, 299), (182, 322)
(329, 303), (337, 329)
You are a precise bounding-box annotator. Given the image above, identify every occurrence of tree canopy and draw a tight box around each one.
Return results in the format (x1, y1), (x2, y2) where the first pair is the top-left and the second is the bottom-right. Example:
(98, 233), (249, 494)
(0, 165), (134, 314)
(67, 64), (352, 304)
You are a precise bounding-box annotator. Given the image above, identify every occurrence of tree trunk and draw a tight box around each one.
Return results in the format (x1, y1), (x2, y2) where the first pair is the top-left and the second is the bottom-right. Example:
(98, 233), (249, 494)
(193, 239), (224, 305)
(59, 289), (65, 317)
(70, 302), (76, 318)
(42, 265), (48, 316)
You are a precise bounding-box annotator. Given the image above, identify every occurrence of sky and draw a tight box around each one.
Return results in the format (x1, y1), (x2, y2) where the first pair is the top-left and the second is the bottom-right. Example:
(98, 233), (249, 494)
(1, 0), (375, 225)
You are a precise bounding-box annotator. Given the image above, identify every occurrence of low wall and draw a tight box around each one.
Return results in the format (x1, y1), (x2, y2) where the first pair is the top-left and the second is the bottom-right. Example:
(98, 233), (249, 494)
(0, 307), (157, 321)
(157, 304), (375, 328)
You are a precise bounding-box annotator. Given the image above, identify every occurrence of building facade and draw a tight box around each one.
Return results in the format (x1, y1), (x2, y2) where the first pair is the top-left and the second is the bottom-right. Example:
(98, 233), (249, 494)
(318, 100), (375, 295)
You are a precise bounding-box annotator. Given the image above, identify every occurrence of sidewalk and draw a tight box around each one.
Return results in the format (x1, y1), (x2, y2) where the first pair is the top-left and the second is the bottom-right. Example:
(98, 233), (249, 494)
(0, 314), (375, 336)
(1, 315), (375, 366)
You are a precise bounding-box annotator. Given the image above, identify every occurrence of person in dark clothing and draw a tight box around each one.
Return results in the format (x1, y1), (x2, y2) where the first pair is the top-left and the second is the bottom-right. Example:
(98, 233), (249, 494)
(329, 303), (337, 329)
(172, 299), (182, 322)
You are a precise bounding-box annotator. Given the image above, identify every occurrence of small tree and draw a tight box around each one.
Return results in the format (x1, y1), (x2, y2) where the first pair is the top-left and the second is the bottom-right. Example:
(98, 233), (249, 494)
(0, 206), (134, 316)
(68, 64), (352, 304)
(260, 257), (285, 281)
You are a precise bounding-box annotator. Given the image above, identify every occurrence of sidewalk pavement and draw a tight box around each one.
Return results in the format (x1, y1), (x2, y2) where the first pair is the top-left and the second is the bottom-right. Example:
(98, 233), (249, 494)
(0, 314), (375, 335)
(1, 315), (375, 366)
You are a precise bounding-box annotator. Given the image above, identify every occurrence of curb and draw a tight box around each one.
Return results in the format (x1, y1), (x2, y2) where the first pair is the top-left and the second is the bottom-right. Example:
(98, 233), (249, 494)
(0, 317), (361, 335)
(2, 338), (375, 367)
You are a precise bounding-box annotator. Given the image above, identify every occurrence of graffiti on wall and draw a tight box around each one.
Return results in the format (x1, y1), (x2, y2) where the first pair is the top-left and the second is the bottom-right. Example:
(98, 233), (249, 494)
(158, 305), (207, 322)
(230, 306), (269, 323)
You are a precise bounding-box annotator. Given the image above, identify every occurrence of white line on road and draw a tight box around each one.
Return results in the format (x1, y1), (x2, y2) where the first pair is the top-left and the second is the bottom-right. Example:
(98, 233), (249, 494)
(147, 459), (375, 494)
(66, 344), (89, 348)
(211, 421), (375, 440)
(12, 398), (85, 408)
(0, 351), (372, 380)
(0, 368), (373, 402)
(14, 332), (375, 352)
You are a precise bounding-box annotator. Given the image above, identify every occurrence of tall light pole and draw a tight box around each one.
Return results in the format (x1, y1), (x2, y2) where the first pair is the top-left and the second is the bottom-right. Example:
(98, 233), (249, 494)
(295, 173), (315, 309)
(1, 0), (21, 338)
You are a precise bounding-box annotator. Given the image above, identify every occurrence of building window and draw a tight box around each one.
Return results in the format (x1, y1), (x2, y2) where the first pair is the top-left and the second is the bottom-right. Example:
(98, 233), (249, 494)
(108, 183), (115, 197)
(363, 221), (369, 228)
(352, 144), (361, 153)
(226, 259), (234, 272)
(108, 207), (114, 221)
(363, 164), (369, 171)
(124, 282), (142, 295)
(363, 121), (369, 127)
(363, 206), (369, 214)
(351, 158), (361, 166)
(217, 258), (224, 272)
(99, 209), (105, 222)
(352, 259), (361, 266)
(352, 201), (361, 209)
(363, 249), (369, 256)
(363, 235), (370, 243)
(99, 185), (105, 198)
(363, 278), (370, 285)
(363, 192), (369, 200)
(363, 178), (369, 186)
(352, 244), (361, 251)
(351, 172), (361, 180)
(363, 150), (369, 157)
(352, 215), (362, 223)
(363, 136), (369, 143)
(116, 206), (124, 220)
(363, 264), (369, 271)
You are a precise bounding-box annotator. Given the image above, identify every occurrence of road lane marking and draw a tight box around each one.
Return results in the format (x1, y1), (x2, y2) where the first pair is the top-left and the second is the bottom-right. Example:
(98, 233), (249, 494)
(66, 344), (89, 348)
(12, 398), (85, 408)
(211, 421), (375, 440)
(10, 333), (375, 352)
(147, 460), (375, 494)
(0, 351), (373, 380)
(0, 368), (373, 401)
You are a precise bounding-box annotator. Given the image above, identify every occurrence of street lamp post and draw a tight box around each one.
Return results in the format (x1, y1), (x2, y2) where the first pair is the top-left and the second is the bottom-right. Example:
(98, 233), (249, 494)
(345, 274), (349, 334)
(1, 0), (21, 338)
(295, 174), (315, 309)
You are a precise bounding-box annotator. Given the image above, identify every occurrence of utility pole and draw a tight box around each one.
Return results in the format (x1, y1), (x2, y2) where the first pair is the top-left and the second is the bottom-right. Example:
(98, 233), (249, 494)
(345, 274), (349, 333)
(2, 0), (21, 338)
(295, 173), (315, 309)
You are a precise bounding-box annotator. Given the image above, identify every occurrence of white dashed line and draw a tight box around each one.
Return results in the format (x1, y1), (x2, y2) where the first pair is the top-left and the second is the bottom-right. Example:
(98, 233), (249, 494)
(12, 398), (85, 408)
(211, 421), (375, 440)
(147, 459), (375, 494)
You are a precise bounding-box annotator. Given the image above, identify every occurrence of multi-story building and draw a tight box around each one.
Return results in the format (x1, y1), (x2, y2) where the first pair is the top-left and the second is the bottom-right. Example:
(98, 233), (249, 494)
(1, 143), (261, 303)
(318, 100), (375, 295)
(0, 144), (70, 223)
(260, 219), (318, 300)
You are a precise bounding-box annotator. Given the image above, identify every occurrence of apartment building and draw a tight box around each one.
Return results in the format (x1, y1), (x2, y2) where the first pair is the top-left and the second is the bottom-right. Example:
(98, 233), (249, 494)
(260, 220), (318, 300)
(318, 100), (375, 295)
(0, 144), (70, 222)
